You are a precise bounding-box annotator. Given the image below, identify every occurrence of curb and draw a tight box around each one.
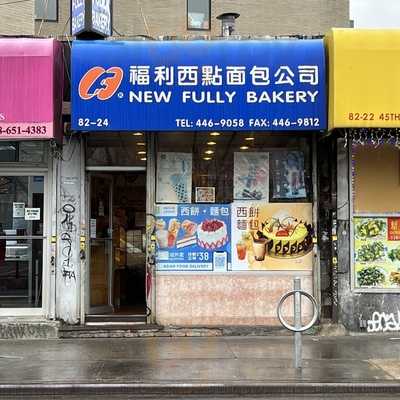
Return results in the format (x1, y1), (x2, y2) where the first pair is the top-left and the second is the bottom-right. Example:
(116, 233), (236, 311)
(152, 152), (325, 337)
(1, 382), (400, 396)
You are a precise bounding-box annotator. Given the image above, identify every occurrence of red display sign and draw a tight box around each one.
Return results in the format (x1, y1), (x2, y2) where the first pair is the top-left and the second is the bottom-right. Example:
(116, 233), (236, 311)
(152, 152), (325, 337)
(387, 217), (400, 241)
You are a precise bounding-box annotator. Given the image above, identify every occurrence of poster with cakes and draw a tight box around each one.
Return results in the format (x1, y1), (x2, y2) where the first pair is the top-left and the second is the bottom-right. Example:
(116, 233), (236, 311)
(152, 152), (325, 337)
(155, 204), (231, 271)
(231, 202), (314, 271)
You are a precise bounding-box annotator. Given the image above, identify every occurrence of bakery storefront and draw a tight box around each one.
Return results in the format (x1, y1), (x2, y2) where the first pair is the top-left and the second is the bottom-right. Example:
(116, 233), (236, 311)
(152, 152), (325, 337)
(0, 39), (63, 317)
(327, 29), (400, 332)
(72, 39), (326, 326)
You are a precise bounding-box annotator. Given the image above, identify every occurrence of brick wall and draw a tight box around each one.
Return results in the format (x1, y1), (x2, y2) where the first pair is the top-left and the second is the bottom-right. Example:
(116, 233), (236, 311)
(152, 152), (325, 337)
(0, 0), (34, 35)
(20, 0), (349, 38)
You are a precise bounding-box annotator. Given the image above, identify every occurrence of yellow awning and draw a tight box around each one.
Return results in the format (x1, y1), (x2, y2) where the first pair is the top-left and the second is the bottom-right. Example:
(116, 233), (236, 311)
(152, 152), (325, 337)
(327, 28), (400, 130)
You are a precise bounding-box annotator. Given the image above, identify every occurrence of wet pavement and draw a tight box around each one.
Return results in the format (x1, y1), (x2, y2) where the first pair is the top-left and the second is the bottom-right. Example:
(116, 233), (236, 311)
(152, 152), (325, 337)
(0, 335), (399, 396)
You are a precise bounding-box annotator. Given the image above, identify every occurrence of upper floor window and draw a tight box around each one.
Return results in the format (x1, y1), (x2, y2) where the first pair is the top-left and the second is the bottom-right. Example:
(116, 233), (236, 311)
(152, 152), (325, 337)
(34, 0), (58, 21)
(187, 0), (210, 30)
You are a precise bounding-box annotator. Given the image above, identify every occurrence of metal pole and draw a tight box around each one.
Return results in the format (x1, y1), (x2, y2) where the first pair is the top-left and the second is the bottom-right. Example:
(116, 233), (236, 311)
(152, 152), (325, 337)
(294, 277), (302, 369)
(35, 259), (39, 306)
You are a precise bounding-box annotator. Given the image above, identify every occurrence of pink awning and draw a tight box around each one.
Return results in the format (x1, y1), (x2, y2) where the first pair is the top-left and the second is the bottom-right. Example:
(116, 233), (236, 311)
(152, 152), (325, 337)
(0, 38), (63, 140)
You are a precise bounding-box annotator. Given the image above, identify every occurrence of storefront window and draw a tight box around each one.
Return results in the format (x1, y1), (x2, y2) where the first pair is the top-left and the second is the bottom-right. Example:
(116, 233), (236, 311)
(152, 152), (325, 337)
(0, 176), (45, 308)
(155, 132), (314, 273)
(352, 142), (400, 290)
(156, 132), (312, 204)
(187, 0), (210, 30)
(353, 143), (400, 213)
(86, 133), (147, 167)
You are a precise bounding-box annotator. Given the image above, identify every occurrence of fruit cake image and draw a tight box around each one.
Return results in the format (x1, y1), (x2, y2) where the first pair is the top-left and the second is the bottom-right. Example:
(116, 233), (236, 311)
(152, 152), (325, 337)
(260, 216), (313, 257)
(197, 219), (228, 250)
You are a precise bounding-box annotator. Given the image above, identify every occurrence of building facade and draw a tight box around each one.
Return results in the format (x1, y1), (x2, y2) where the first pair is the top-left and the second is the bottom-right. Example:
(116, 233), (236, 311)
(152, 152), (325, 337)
(0, 0), (350, 38)
(5, 1), (390, 338)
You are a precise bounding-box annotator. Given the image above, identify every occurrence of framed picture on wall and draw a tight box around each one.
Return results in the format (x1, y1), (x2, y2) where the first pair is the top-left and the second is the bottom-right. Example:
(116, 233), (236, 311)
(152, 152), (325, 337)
(195, 187), (215, 203)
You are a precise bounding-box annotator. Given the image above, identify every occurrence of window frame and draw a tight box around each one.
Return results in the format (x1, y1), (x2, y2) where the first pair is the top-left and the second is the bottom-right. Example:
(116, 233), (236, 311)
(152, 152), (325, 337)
(187, 0), (211, 31)
(34, 0), (59, 22)
(0, 170), (50, 316)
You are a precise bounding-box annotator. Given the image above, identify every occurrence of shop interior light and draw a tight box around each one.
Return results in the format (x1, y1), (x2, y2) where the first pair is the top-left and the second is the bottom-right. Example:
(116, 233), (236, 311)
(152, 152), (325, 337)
(140, 157), (147, 161)
(136, 142), (146, 146)
(240, 146), (249, 150)
(209, 132), (221, 136)
(245, 136), (255, 141)
(137, 151), (147, 155)
(203, 157), (212, 161)
(204, 149), (214, 155)
(132, 132), (143, 136)
(206, 141), (217, 146)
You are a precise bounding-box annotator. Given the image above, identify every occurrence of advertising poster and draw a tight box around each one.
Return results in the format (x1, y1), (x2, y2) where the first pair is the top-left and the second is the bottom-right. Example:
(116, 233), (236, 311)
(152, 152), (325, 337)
(354, 217), (400, 289)
(270, 151), (307, 200)
(155, 204), (231, 271)
(156, 152), (192, 203)
(231, 202), (313, 271)
(72, 40), (326, 131)
(234, 152), (269, 201)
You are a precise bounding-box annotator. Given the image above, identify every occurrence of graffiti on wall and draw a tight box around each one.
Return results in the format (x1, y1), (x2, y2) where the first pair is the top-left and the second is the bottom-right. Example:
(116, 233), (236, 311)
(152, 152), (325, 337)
(60, 188), (77, 284)
(367, 311), (400, 333)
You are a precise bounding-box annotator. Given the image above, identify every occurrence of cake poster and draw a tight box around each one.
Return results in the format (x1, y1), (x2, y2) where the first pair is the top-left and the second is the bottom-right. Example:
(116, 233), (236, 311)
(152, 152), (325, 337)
(155, 204), (231, 271)
(156, 152), (192, 203)
(354, 217), (400, 289)
(234, 152), (269, 201)
(231, 202), (314, 271)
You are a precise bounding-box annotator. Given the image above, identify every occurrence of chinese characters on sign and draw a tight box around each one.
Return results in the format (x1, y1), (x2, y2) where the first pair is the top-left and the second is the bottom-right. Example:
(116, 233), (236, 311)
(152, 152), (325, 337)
(155, 204), (231, 271)
(388, 218), (400, 241)
(72, 40), (326, 131)
(128, 65), (319, 87)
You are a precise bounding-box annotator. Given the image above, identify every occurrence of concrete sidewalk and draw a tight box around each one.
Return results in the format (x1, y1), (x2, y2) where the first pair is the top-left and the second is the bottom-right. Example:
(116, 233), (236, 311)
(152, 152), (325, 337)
(0, 335), (400, 396)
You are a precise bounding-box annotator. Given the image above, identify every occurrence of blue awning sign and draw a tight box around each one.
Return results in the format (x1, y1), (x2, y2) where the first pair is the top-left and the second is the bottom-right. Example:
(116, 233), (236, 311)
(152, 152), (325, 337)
(72, 40), (326, 131)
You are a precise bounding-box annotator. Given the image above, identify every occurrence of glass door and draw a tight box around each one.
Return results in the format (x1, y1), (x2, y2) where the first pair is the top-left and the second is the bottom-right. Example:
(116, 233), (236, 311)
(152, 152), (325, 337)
(89, 174), (113, 313)
(0, 175), (46, 309)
